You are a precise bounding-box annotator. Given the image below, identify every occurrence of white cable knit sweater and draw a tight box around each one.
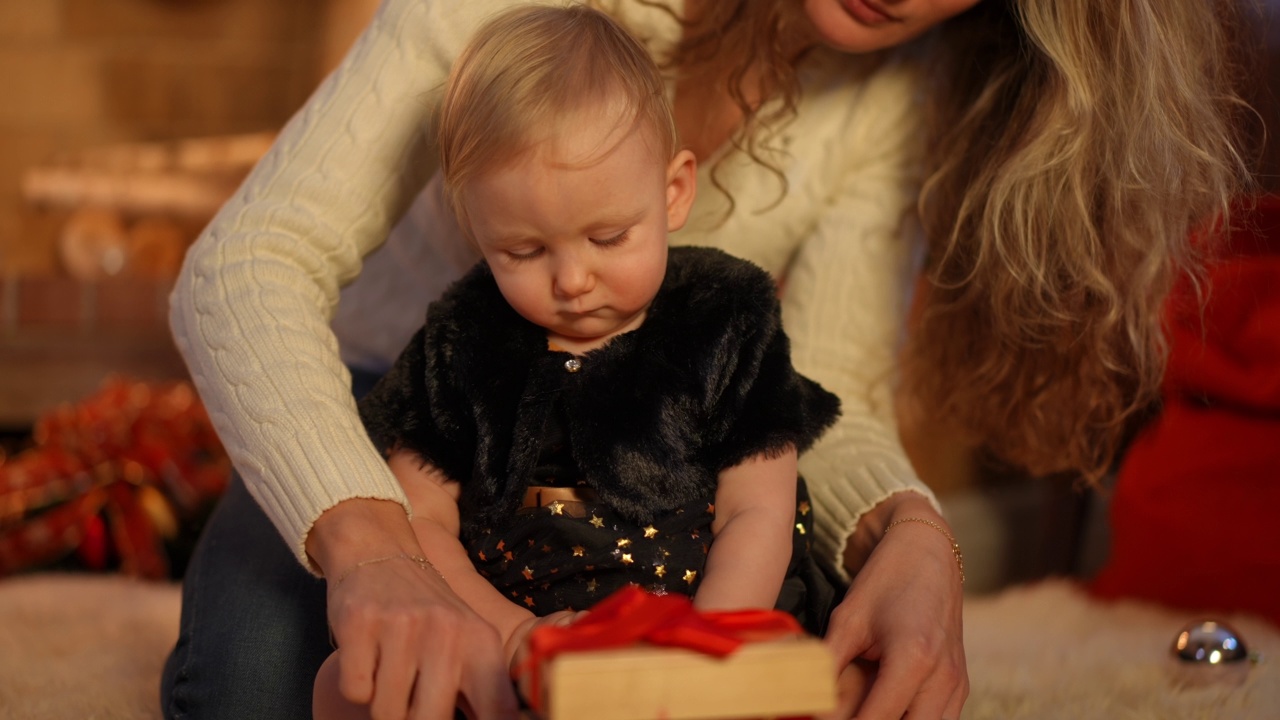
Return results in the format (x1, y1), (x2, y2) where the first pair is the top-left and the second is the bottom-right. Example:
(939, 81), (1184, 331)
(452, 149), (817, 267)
(169, 0), (936, 576)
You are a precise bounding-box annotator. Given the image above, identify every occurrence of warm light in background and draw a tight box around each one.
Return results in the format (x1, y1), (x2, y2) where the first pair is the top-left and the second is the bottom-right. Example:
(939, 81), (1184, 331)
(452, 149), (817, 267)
(0, 0), (379, 278)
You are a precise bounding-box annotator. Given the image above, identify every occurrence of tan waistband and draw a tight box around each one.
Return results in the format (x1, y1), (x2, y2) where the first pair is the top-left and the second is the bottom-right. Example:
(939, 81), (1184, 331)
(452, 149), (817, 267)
(521, 485), (598, 510)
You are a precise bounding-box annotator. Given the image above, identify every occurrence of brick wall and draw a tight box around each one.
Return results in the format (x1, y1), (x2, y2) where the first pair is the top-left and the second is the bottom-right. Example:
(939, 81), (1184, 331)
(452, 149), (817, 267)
(0, 0), (379, 427)
(0, 0), (326, 275)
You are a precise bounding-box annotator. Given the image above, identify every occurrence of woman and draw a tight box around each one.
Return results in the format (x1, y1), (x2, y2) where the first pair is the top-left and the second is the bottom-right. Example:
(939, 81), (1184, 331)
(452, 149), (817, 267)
(161, 1), (1248, 719)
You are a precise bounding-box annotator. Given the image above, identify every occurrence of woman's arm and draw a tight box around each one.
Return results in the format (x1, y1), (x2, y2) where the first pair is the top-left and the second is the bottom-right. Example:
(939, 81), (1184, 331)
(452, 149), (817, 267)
(170, 3), (534, 718)
(169, 0), (522, 573)
(694, 448), (798, 611)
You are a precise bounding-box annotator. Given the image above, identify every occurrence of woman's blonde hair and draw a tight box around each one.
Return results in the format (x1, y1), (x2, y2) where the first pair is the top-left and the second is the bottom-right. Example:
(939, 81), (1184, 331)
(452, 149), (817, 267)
(907, 0), (1252, 482)
(643, 0), (1252, 482)
(437, 4), (678, 225)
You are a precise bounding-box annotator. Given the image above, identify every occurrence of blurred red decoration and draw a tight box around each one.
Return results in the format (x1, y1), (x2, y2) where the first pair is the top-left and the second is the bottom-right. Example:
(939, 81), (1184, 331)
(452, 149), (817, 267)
(0, 376), (230, 579)
(1090, 194), (1280, 627)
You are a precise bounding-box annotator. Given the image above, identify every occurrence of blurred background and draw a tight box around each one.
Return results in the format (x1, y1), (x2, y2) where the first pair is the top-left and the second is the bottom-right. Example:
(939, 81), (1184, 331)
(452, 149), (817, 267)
(0, 0), (377, 580)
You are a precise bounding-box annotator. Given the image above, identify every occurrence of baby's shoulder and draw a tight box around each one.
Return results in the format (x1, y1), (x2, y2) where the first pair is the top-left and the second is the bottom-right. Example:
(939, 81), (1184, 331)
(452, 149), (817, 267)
(647, 247), (782, 354)
(663, 246), (777, 306)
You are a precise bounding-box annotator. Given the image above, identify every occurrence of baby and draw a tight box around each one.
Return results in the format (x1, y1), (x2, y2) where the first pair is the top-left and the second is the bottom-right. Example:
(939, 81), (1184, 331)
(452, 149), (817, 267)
(315, 6), (840, 717)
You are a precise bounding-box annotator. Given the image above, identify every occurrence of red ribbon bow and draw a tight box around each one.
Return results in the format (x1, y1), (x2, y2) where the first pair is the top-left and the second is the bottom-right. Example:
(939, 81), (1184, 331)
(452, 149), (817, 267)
(520, 586), (804, 714)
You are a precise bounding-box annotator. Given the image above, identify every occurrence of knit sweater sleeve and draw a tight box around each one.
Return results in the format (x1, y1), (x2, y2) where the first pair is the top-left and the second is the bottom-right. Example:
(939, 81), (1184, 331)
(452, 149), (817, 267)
(780, 58), (941, 581)
(168, 0), (521, 573)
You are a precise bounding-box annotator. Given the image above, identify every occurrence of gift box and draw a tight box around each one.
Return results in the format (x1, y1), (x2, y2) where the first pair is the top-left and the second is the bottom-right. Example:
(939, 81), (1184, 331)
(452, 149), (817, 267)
(521, 587), (836, 720)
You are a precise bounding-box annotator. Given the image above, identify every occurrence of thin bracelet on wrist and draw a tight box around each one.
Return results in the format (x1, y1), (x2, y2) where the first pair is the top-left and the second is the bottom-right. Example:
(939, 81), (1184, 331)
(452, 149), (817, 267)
(884, 517), (965, 585)
(332, 552), (446, 586)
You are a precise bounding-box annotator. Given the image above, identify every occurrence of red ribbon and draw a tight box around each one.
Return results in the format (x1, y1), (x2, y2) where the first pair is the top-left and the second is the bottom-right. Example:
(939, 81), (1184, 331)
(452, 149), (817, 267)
(519, 586), (804, 714)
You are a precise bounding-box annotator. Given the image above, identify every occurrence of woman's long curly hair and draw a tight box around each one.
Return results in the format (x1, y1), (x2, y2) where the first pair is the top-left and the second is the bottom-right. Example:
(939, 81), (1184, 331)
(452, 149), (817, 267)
(623, 0), (820, 213)
(632, 0), (1254, 483)
(909, 0), (1252, 482)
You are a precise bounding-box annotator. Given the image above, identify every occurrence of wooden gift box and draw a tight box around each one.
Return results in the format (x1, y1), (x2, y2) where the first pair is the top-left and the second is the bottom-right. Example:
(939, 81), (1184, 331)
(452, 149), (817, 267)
(521, 587), (836, 720)
(535, 634), (835, 720)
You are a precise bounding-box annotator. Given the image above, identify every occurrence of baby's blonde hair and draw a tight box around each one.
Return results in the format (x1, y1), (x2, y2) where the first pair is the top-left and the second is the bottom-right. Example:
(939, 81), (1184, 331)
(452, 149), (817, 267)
(437, 4), (678, 226)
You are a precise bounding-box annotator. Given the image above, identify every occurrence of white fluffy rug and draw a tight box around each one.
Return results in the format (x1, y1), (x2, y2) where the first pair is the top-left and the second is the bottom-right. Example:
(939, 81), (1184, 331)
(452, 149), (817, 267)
(962, 580), (1278, 720)
(0, 573), (178, 719)
(0, 574), (1275, 719)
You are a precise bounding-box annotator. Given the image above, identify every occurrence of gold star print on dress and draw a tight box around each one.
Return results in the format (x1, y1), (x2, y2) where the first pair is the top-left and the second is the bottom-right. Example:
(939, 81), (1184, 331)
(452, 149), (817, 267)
(462, 493), (738, 615)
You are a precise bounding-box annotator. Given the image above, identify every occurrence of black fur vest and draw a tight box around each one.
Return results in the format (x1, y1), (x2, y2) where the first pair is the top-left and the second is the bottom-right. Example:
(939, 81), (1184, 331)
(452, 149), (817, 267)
(359, 246), (840, 535)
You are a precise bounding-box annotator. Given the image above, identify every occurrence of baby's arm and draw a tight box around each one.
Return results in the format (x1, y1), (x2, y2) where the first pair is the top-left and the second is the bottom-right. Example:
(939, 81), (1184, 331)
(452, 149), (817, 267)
(386, 449), (539, 659)
(694, 447), (799, 611)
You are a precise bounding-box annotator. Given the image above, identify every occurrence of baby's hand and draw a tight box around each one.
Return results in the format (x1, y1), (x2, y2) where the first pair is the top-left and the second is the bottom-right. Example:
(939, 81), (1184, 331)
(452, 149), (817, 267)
(507, 609), (589, 701)
(507, 610), (586, 656)
(537, 609), (587, 629)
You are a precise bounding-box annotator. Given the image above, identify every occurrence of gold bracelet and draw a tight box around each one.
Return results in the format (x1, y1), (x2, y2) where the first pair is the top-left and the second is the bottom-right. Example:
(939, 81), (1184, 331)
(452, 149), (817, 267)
(332, 553), (445, 586)
(884, 517), (965, 585)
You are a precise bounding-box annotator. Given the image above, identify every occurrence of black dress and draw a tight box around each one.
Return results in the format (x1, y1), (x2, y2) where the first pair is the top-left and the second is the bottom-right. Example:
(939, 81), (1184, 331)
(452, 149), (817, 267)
(359, 246), (841, 632)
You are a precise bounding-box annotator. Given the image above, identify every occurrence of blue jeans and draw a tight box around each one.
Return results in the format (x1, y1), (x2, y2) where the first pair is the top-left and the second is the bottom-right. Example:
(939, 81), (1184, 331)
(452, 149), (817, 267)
(161, 472), (331, 719)
(161, 367), (385, 719)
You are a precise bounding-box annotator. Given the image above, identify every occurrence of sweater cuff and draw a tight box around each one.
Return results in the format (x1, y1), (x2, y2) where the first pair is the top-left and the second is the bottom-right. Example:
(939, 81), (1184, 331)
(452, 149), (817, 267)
(802, 444), (939, 584)
(233, 416), (412, 576)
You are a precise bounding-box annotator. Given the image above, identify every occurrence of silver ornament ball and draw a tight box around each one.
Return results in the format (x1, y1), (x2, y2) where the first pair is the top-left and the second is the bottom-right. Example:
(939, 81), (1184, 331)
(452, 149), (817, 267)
(1173, 620), (1249, 664)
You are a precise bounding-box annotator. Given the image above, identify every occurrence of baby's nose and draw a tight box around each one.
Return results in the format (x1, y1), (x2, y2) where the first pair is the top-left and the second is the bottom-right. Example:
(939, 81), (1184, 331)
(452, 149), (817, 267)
(553, 256), (595, 298)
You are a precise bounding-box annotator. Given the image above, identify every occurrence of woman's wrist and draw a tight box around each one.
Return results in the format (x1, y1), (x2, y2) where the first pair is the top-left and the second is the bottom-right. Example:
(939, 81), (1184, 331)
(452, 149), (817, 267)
(884, 516), (964, 584)
(305, 497), (422, 580)
(841, 490), (943, 575)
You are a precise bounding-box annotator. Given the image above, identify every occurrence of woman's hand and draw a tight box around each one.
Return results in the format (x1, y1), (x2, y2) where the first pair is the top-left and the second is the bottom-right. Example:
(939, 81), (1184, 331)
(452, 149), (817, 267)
(311, 498), (519, 720)
(820, 494), (968, 720)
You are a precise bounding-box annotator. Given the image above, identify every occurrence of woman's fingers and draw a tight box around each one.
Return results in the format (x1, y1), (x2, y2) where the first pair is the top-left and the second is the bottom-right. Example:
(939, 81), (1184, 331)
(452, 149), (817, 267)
(943, 664), (971, 720)
(857, 635), (967, 720)
(456, 626), (520, 720)
(820, 509), (967, 720)
(369, 618), (417, 720)
(334, 618), (379, 705)
(859, 646), (936, 719)
(821, 593), (868, 671)
(830, 604), (964, 720)
(328, 557), (518, 720)
(407, 624), (462, 720)
(816, 660), (875, 720)
(850, 635), (933, 720)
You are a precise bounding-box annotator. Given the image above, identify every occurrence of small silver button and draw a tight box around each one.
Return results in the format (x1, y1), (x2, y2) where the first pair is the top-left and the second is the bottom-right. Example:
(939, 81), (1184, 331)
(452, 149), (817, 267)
(565, 358), (582, 373)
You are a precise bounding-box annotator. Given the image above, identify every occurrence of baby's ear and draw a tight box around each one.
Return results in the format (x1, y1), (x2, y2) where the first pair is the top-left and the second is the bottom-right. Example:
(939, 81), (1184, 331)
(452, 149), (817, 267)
(665, 149), (697, 232)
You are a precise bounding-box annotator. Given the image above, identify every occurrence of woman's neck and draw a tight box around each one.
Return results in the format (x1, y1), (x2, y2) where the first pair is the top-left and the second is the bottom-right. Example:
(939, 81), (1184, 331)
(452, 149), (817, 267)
(672, 72), (746, 163)
(672, 0), (818, 162)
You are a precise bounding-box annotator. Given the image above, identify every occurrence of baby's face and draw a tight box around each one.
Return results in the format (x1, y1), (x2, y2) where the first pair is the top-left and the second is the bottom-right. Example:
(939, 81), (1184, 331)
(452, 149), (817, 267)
(461, 115), (694, 354)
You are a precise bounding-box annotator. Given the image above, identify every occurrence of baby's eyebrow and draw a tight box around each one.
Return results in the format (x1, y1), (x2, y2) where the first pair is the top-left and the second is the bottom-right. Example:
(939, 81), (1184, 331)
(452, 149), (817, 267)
(488, 233), (541, 247)
(473, 226), (542, 248)
(581, 209), (646, 234)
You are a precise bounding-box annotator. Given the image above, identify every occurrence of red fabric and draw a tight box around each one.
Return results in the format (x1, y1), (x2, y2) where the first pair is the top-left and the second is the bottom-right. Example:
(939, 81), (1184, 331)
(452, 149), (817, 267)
(1090, 195), (1280, 627)
(519, 586), (804, 713)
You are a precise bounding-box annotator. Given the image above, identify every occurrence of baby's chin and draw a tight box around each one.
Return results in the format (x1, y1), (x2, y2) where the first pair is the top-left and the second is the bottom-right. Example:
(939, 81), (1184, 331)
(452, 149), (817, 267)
(545, 330), (618, 354)
(543, 323), (636, 355)
(551, 311), (649, 344)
